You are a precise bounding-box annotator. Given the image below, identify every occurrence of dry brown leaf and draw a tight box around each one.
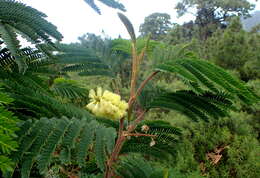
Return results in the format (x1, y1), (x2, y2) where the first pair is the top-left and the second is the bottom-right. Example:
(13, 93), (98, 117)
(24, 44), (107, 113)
(206, 145), (228, 165)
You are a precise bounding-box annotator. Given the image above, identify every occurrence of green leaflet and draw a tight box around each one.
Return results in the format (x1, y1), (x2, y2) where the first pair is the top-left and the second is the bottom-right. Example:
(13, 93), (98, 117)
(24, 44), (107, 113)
(12, 117), (117, 177)
(115, 156), (167, 178)
(0, 0), (62, 73)
(0, 0), (62, 40)
(156, 58), (258, 104)
(122, 120), (181, 160)
(0, 22), (27, 73)
(148, 90), (234, 121)
(13, 118), (48, 162)
(104, 127), (117, 154)
(2, 73), (91, 119)
(61, 63), (109, 73)
(56, 44), (116, 78)
(95, 126), (106, 171)
(62, 118), (83, 149)
(37, 118), (70, 173)
(51, 79), (88, 100)
(20, 118), (54, 178)
(77, 120), (97, 167)
(94, 126), (116, 171)
(0, 90), (19, 174)
(84, 0), (125, 15)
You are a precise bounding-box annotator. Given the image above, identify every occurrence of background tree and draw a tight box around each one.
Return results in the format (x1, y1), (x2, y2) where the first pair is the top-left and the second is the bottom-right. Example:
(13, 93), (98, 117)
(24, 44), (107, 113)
(166, 21), (197, 44)
(175, 0), (255, 40)
(78, 33), (105, 51)
(139, 13), (172, 40)
(204, 17), (260, 81)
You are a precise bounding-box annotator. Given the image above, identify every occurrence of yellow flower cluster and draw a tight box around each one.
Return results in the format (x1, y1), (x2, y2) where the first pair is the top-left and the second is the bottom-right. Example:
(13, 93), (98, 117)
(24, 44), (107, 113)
(86, 87), (128, 120)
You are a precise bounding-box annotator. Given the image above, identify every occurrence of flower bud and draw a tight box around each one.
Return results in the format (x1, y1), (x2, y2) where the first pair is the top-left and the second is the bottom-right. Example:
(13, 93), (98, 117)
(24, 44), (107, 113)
(141, 125), (149, 132)
(150, 139), (156, 147)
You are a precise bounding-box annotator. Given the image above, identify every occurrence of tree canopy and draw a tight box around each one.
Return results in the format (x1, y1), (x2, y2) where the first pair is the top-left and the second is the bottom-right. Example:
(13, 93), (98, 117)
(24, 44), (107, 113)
(175, 0), (255, 39)
(139, 13), (172, 40)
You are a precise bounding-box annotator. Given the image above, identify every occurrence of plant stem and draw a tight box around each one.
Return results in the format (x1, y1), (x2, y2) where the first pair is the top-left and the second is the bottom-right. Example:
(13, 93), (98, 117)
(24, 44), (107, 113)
(105, 72), (158, 177)
(127, 110), (147, 132)
(105, 118), (125, 178)
(105, 30), (156, 178)
(129, 42), (138, 99)
(129, 71), (159, 108)
(105, 71), (158, 177)
(105, 110), (147, 178)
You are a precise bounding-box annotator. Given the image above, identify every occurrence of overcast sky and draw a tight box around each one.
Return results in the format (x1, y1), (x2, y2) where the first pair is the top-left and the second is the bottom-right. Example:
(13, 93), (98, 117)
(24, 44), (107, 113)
(20, 0), (260, 43)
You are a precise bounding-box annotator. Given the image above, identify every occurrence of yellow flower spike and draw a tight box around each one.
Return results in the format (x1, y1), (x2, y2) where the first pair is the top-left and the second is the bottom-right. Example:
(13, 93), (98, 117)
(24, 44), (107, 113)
(118, 101), (128, 110)
(86, 102), (95, 111)
(97, 87), (103, 97)
(89, 89), (95, 99)
(86, 87), (128, 120)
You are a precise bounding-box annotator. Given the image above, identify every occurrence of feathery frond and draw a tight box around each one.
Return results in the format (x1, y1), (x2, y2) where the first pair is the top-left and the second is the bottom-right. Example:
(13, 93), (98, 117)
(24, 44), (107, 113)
(122, 120), (181, 160)
(0, 89), (19, 173)
(0, 46), (51, 73)
(156, 58), (258, 104)
(84, 0), (126, 15)
(12, 117), (116, 177)
(0, 22), (27, 73)
(148, 90), (233, 121)
(0, 0), (62, 72)
(51, 78), (88, 100)
(1, 73), (90, 119)
(115, 156), (166, 178)
(56, 44), (115, 77)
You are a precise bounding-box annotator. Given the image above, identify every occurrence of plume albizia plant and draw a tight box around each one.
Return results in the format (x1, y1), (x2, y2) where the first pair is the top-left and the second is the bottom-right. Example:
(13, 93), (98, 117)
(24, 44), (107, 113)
(84, 13), (157, 178)
(101, 13), (159, 178)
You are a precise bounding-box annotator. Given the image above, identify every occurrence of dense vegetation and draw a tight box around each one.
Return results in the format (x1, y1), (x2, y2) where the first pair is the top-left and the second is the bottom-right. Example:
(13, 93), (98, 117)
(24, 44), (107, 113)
(0, 0), (259, 177)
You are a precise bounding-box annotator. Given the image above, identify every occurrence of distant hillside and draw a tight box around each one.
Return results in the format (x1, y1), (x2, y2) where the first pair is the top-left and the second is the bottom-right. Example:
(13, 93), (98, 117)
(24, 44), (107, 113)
(242, 11), (260, 31)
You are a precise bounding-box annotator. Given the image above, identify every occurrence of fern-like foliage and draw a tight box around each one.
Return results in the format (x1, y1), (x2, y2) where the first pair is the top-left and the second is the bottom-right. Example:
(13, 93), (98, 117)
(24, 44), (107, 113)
(0, 45), (92, 119)
(122, 120), (181, 160)
(0, 46), (52, 73)
(84, 0), (126, 15)
(112, 38), (159, 57)
(0, 72), (90, 119)
(142, 57), (260, 121)
(0, 0), (62, 73)
(156, 58), (258, 104)
(51, 77), (88, 100)
(0, 89), (19, 174)
(55, 43), (114, 77)
(11, 117), (116, 178)
(57, 38), (157, 84)
(148, 90), (234, 122)
(115, 155), (169, 178)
